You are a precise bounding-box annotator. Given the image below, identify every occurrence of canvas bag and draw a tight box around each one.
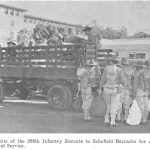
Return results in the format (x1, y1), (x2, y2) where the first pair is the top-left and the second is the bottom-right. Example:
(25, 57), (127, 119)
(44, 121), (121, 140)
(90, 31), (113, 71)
(126, 99), (142, 125)
(90, 94), (106, 117)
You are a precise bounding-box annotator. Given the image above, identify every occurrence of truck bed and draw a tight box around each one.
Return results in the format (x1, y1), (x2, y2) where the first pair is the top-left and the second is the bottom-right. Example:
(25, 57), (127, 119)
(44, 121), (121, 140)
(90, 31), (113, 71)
(0, 67), (77, 80)
(0, 44), (86, 80)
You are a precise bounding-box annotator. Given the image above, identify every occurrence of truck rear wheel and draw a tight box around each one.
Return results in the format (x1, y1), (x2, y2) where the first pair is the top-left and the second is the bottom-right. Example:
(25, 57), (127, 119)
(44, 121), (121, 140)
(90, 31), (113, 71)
(47, 84), (72, 110)
(0, 83), (4, 103)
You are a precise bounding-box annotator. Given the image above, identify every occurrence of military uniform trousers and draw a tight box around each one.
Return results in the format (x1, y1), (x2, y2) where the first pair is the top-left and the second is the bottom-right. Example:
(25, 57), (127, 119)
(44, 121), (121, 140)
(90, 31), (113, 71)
(136, 89), (149, 123)
(103, 86), (121, 125)
(81, 87), (93, 110)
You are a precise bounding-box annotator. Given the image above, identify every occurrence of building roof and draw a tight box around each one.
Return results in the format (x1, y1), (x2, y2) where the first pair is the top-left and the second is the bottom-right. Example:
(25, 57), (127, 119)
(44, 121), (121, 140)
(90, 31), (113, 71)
(102, 44), (150, 51)
(0, 3), (79, 28)
(0, 4), (27, 12)
(130, 32), (150, 38)
(101, 38), (150, 51)
(101, 38), (150, 46)
(24, 14), (78, 28)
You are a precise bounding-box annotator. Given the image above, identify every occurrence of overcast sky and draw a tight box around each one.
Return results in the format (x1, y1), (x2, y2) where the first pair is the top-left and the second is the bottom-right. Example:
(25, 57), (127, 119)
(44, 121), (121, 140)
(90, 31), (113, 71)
(1, 1), (150, 35)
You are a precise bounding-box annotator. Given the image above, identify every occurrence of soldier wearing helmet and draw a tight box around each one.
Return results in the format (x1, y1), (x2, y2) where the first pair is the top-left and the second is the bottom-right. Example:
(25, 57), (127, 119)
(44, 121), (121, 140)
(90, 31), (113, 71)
(133, 61), (149, 124)
(77, 59), (99, 120)
(99, 56), (123, 126)
(117, 57), (134, 123)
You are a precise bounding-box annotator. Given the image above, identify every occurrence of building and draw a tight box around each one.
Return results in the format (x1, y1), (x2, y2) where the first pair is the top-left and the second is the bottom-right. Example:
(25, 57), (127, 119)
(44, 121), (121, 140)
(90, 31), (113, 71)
(23, 15), (79, 35)
(101, 38), (150, 61)
(130, 32), (150, 38)
(0, 4), (83, 46)
(0, 4), (26, 46)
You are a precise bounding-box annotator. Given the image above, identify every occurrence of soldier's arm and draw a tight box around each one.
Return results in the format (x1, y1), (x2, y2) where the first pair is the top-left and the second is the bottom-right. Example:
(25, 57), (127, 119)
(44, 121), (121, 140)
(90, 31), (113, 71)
(97, 65), (101, 80)
(99, 68), (107, 89)
(119, 69), (125, 85)
(133, 72), (138, 96)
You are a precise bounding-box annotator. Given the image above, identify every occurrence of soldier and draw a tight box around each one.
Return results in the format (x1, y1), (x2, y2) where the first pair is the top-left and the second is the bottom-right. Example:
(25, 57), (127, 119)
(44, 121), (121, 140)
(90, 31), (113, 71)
(99, 57), (123, 126)
(117, 58), (134, 123)
(77, 59), (98, 120)
(88, 59), (101, 96)
(82, 24), (101, 49)
(6, 40), (17, 65)
(133, 61), (149, 124)
(141, 60), (150, 122)
(7, 40), (16, 57)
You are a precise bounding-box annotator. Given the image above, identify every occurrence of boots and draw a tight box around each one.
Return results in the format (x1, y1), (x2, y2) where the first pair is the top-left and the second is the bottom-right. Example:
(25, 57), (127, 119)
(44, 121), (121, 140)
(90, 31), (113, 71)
(83, 109), (91, 120)
(124, 108), (129, 121)
(110, 113), (117, 126)
(140, 110), (148, 124)
(116, 109), (122, 123)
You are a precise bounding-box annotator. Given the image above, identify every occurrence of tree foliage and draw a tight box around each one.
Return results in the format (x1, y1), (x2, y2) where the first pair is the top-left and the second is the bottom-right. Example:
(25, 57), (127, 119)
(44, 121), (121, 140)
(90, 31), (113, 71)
(17, 29), (33, 46)
(17, 22), (129, 47)
(32, 24), (68, 45)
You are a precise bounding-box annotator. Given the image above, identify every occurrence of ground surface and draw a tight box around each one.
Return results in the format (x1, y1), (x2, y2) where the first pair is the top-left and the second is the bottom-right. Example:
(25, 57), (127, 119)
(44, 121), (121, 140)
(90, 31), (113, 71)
(0, 97), (150, 133)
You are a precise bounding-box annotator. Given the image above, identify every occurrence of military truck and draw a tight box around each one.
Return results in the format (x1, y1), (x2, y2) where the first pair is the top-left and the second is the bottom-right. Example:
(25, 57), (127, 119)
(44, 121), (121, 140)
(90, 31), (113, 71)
(0, 44), (115, 110)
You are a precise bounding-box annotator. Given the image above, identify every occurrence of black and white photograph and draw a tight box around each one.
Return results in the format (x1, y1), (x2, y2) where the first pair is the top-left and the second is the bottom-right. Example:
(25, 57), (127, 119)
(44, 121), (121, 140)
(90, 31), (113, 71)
(0, 0), (150, 134)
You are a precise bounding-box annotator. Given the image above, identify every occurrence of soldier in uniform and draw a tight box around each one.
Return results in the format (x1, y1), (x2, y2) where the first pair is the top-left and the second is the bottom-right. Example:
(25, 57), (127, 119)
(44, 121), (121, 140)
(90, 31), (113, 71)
(88, 59), (101, 96)
(82, 24), (101, 49)
(99, 57), (123, 126)
(77, 59), (98, 120)
(6, 40), (17, 65)
(7, 41), (16, 57)
(133, 61), (149, 124)
(141, 60), (150, 122)
(117, 58), (134, 123)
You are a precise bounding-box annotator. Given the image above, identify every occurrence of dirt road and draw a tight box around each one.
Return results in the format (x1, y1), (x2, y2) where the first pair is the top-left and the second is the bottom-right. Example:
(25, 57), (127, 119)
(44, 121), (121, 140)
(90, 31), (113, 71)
(0, 98), (150, 133)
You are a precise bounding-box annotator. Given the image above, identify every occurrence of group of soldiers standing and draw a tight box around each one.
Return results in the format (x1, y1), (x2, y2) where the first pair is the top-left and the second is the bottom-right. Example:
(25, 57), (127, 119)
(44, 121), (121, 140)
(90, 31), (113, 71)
(77, 57), (150, 127)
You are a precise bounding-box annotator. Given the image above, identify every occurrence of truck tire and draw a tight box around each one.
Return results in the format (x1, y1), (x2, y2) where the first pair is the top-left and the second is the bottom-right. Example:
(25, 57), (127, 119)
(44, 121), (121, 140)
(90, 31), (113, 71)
(63, 86), (72, 110)
(47, 85), (71, 110)
(18, 85), (29, 100)
(0, 83), (4, 103)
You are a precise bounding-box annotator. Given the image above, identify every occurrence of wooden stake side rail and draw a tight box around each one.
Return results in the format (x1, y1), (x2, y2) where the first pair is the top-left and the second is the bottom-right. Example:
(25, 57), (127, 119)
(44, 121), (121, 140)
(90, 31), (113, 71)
(86, 47), (114, 62)
(0, 67), (78, 80)
(0, 44), (88, 79)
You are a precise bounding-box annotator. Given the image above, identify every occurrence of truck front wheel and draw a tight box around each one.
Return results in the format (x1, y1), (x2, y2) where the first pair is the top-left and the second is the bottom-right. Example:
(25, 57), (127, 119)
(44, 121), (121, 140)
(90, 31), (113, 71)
(47, 85), (72, 110)
(0, 83), (4, 103)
